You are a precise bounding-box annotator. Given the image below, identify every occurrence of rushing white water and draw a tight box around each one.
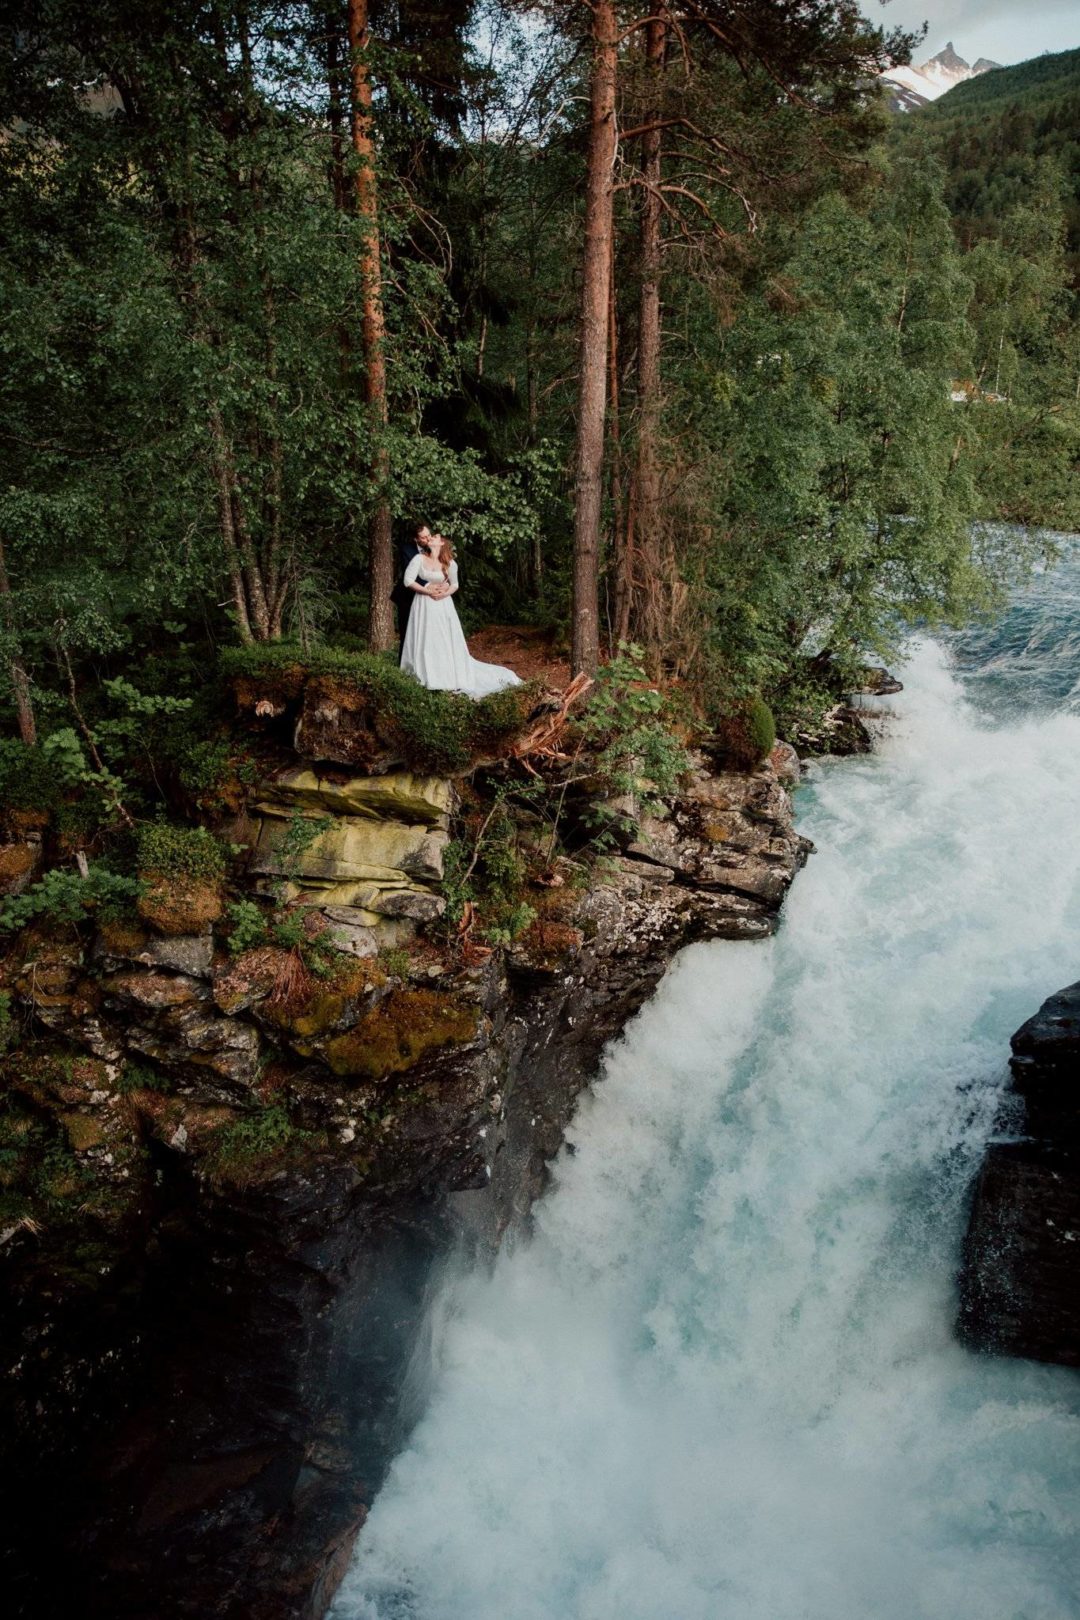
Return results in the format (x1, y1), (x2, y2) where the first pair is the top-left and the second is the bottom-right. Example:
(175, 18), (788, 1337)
(333, 576), (1080, 1620)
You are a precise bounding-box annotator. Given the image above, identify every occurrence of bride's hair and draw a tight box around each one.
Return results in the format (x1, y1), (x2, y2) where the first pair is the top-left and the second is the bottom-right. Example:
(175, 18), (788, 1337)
(433, 534), (453, 578)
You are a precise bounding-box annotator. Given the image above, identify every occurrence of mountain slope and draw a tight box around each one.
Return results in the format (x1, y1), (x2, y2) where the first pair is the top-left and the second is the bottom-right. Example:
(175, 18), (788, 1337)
(880, 42), (1000, 114)
(904, 45), (1080, 264)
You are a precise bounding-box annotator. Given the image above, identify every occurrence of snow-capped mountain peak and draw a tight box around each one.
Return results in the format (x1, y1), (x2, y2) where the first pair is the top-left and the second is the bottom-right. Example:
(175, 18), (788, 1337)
(880, 42), (1001, 113)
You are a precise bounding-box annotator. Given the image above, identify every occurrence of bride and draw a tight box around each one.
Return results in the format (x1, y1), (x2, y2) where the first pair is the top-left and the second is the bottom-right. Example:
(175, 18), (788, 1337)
(400, 531), (522, 698)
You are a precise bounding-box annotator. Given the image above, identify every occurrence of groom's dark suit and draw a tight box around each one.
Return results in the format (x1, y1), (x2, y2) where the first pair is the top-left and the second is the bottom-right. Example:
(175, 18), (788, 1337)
(392, 538), (422, 653)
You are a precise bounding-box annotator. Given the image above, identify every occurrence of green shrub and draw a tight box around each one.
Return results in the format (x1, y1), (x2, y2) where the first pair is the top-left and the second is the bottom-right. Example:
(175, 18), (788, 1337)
(136, 820), (226, 883)
(712, 694), (777, 771)
(579, 643), (691, 822)
(209, 1105), (303, 1169)
(0, 866), (142, 934)
(0, 991), (18, 1054)
(224, 898), (269, 955)
(0, 739), (60, 816)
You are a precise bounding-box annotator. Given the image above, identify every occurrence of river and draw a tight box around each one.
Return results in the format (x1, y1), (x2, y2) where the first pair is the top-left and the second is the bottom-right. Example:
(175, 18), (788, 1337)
(331, 544), (1080, 1620)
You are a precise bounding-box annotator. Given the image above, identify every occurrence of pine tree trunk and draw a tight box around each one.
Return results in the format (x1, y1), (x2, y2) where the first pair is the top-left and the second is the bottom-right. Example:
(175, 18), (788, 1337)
(0, 537), (37, 746)
(571, 0), (618, 678)
(348, 0), (395, 653)
(631, 15), (666, 652)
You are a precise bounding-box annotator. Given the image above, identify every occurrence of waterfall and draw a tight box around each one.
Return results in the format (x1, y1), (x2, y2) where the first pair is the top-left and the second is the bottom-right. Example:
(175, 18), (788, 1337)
(332, 555), (1080, 1620)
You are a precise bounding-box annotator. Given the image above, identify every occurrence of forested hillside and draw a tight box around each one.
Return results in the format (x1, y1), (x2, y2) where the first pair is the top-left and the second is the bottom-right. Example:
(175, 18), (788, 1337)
(0, 3), (1077, 799)
(891, 45), (1080, 529)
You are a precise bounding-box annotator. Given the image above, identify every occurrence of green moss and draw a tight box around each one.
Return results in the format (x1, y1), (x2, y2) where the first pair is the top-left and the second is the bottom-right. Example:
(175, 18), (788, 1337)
(712, 694), (777, 771)
(262, 957), (385, 1040)
(220, 643), (541, 774)
(204, 1105), (314, 1184)
(323, 988), (479, 1080)
(136, 820), (227, 883)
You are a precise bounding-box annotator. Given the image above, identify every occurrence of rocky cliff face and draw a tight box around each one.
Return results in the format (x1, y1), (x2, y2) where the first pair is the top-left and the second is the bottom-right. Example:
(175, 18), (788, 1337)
(958, 981), (1080, 1367)
(1, 729), (812, 1620)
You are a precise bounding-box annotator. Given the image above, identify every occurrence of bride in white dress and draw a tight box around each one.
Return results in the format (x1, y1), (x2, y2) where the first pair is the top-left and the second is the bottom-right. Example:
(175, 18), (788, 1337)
(400, 532), (522, 698)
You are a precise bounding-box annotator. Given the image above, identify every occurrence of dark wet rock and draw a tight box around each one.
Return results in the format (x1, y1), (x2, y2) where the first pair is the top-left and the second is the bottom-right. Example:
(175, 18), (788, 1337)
(847, 665), (903, 696)
(365, 887), (445, 922)
(788, 703), (876, 758)
(137, 934), (216, 978)
(958, 979), (1080, 1367)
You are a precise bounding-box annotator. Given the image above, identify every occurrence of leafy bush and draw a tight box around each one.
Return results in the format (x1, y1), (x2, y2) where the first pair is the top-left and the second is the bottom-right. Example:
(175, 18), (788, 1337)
(209, 1105), (303, 1171)
(0, 739), (60, 817)
(579, 643), (691, 819)
(136, 820), (226, 883)
(219, 644), (538, 774)
(224, 898), (269, 955)
(0, 991), (18, 1054)
(712, 694), (777, 770)
(0, 866), (142, 934)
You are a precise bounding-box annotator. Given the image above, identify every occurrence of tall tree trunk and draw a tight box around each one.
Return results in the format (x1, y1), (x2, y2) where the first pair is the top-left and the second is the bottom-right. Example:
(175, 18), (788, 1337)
(631, 14), (666, 652)
(348, 0), (395, 653)
(571, 0), (618, 678)
(0, 537), (36, 746)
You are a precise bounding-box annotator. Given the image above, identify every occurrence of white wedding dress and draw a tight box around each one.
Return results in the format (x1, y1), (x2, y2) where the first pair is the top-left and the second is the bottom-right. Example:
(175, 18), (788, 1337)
(400, 556), (522, 698)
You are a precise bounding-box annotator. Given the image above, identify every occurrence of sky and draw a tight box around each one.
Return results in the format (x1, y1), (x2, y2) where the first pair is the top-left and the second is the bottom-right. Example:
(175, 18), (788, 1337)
(870, 0), (1080, 66)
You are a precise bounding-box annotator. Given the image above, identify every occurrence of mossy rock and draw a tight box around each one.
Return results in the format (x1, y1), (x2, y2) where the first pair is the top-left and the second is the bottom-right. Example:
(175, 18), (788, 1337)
(137, 876), (223, 937)
(710, 696), (776, 771)
(249, 814), (446, 884)
(323, 989), (479, 1080)
(261, 957), (387, 1041)
(96, 917), (150, 956)
(257, 767), (454, 827)
(60, 1112), (106, 1153)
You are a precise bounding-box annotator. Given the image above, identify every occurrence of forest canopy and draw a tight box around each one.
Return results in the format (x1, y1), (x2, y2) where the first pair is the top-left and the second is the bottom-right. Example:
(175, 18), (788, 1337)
(0, 2), (1077, 765)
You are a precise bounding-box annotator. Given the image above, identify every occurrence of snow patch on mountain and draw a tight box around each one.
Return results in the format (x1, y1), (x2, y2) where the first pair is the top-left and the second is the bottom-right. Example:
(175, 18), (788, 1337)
(880, 42), (1000, 113)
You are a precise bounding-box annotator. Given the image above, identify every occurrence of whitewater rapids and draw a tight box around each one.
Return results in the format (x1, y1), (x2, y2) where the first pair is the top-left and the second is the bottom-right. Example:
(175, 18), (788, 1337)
(332, 606), (1080, 1620)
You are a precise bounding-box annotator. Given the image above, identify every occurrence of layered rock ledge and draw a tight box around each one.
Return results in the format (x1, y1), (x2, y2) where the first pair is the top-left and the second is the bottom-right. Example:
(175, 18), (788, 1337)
(1, 738), (812, 1620)
(957, 980), (1080, 1367)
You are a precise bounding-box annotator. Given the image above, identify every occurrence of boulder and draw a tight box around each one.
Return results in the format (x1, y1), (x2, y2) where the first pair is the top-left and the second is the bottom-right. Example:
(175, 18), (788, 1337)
(958, 979), (1080, 1367)
(0, 838), (42, 897)
(135, 934), (215, 979)
(137, 876), (223, 937)
(126, 1005), (261, 1093)
(249, 816), (446, 885)
(320, 914), (379, 960)
(365, 888), (446, 923)
(256, 767), (454, 827)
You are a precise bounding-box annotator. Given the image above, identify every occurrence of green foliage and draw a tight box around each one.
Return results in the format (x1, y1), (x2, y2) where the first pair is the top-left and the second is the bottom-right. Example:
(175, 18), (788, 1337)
(712, 695), (777, 771)
(224, 898), (270, 956)
(440, 797), (537, 944)
(115, 1061), (172, 1095)
(377, 946), (412, 980)
(208, 1106), (305, 1173)
(579, 644), (691, 819)
(136, 821), (226, 884)
(177, 738), (256, 804)
(0, 866), (142, 934)
(276, 812), (334, 881)
(0, 991), (18, 1055)
(0, 739), (59, 816)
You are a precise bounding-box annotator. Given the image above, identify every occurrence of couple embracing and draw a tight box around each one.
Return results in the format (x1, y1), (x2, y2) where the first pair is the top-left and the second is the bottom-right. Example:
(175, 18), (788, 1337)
(393, 523), (521, 699)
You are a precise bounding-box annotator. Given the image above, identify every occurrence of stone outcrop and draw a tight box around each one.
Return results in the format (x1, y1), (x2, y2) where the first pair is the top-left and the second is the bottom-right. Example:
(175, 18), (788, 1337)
(1, 744), (812, 1620)
(248, 766), (452, 942)
(957, 980), (1080, 1367)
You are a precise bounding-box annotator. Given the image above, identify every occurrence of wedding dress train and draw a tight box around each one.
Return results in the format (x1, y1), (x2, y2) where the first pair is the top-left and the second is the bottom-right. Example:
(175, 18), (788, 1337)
(399, 556), (521, 698)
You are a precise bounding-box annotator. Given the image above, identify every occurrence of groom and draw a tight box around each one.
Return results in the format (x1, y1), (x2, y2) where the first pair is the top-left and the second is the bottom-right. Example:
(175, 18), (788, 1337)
(392, 522), (450, 653)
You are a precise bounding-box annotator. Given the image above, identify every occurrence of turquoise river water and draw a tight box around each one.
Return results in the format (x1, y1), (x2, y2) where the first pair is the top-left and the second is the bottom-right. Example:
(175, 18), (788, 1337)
(332, 545), (1080, 1620)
